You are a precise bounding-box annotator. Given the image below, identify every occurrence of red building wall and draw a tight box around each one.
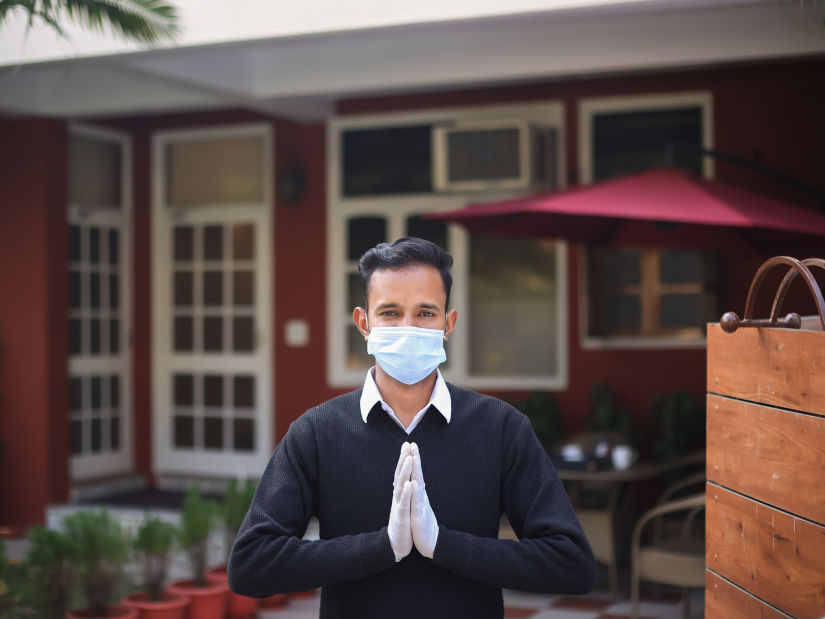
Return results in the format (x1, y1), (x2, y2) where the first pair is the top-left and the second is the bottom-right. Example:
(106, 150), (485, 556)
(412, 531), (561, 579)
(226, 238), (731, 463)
(0, 118), (69, 530)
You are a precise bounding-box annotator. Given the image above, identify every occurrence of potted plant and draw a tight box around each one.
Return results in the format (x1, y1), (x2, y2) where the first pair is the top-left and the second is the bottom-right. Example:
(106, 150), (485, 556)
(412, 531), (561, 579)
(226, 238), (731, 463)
(517, 390), (563, 449)
(649, 390), (706, 464)
(207, 478), (263, 616)
(121, 516), (189, 619)
(63, 510), (136, 619)
(22, 525), (79, 619)
(166, 486), (227, 619)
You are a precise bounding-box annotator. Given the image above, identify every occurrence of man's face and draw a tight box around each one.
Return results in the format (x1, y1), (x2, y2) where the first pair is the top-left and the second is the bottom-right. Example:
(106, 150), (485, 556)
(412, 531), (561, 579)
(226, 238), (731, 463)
(354, 264), (457, 339)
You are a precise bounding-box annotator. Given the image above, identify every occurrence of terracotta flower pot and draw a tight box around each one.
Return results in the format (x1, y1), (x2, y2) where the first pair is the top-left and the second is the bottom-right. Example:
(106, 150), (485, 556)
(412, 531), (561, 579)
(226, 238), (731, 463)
(66, 606), (139, 619)
(207, 566), (259, 618)
(259, 593), (290, 609)
(166, 579), (228, 619)
(120, 591), (190, 619)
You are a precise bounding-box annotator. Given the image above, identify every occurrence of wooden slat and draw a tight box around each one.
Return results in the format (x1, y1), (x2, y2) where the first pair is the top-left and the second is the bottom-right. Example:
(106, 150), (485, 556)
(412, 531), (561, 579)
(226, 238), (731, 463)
(707, 324), (825, 417)
(705, 571), (787, 619)
(706, 485), (825, 619)
(707, 394), (825, 524)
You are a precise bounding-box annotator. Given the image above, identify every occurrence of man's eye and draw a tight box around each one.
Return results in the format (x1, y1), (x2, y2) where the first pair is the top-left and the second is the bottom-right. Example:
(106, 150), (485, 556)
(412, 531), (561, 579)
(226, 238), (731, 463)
(420, 311), (435, 317)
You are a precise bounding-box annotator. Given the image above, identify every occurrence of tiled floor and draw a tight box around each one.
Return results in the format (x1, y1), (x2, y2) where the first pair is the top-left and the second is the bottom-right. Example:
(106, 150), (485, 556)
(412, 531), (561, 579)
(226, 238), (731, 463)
(257, 588), (704, 619)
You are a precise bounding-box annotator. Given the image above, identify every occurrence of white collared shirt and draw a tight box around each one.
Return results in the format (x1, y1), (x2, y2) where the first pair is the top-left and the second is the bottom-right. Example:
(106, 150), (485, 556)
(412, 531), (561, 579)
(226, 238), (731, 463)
(359, 367), (451, 434)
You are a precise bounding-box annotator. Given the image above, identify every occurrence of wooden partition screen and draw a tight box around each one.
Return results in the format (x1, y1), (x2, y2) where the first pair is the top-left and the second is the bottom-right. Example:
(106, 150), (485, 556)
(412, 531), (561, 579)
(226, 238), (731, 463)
(706, 257), (825, 619)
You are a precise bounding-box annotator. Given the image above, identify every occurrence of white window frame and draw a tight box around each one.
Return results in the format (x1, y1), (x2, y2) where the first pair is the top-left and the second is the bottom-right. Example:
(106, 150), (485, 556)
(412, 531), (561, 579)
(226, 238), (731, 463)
(577, 91), (714, 350)
(327, 102), (568, 390)
(68, 123), (134, 481)
(151, 123), (274, 479)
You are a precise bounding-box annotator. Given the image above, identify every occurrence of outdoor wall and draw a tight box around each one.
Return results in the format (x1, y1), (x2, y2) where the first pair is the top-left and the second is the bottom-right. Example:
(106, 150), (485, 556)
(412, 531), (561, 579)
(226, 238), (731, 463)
(0, 117), (69, 530)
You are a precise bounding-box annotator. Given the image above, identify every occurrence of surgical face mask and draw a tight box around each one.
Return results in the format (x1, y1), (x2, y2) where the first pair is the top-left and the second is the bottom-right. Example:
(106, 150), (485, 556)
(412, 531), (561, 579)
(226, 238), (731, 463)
(366, 326), (447, 385)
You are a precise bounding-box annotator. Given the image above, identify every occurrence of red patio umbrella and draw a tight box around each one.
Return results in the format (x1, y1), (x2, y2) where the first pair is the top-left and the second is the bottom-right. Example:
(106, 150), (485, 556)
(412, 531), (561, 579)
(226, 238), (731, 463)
(427, 167), (825, 254)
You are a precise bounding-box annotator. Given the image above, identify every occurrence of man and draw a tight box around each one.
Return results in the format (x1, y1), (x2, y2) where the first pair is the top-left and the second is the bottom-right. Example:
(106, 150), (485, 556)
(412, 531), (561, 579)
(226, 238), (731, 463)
(228, 237), (595, 618)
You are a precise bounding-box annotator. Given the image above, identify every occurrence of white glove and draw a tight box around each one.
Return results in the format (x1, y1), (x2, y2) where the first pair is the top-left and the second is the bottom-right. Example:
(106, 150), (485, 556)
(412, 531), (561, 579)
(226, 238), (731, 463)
(388, 442), (413, 562)
(410, 442), (439, 559)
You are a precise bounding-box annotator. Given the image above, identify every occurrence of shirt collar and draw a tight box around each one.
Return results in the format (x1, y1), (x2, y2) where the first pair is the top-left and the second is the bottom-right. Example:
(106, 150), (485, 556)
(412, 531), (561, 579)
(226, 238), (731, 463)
(360, 367), (451, 425)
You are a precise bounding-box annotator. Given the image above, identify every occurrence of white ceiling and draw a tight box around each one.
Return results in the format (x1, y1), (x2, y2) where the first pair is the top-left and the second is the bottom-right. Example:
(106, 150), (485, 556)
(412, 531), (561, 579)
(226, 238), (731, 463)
(0, 0), (822, 121)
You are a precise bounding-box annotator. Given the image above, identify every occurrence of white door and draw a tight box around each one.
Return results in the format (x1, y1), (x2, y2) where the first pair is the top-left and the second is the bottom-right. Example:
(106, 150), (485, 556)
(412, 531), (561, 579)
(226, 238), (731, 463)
(68, 125), (133, 480)
(152, 125), (273, 478)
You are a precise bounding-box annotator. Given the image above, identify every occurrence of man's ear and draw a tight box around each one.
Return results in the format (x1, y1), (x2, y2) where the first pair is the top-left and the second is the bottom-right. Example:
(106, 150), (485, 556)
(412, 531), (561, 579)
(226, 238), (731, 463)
(353, 306), (370, 339)
(444, 309), (458, 341)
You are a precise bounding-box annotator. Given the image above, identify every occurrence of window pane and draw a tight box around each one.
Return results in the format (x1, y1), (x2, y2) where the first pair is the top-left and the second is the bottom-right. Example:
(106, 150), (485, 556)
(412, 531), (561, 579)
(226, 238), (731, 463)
(661, 293), (701, 329)
(108, 229), (119, 265)
(110, 375), (120, 408)
(469, 236), (559, 376)
(233, 224), (255, 260)
(406, 215), (447, 251)
(233, 375), (255, 409)
(446, 128), (520, 182)
(69, 225), (82, 262)
(660, 250), (702, 284)
(203, 225), (223, 260)
(90, 319), (101, 355)
(166, 137), (264, 206)
(347, 325), (372, 370)
(204, 417), (223, 449)
(90, 376), (101, 411)
(204, 374), (224, 407)
(174, 271), (193, 307)
(109, 319), (119, 354)
(174, 416), (194, 448)
(70, 319), (83, 355)
(109, 274), (119, 310)
(601, 250), (641, 287)
(593, 107), (702, 181)
(70, 377), (83, 412)
(89, 228), (100, 264)
(203, 271), (223, 306)
(348, 272), (363, 311)
(233, 271), (254, 306)
(233, 317), (254, 352)
(174, 316), (194, 352)
(204, 317), (223, 351)
(70, 271), (82, 309)
(343, 126), (432, 196)
(604, 293), (641, 333)
(174, 374), (194, 406)
(174, 227), (194, 262)
(347, 217), (386, 262)
(69, 135), (122, 207)
(71, 420), (83, 454)
(89, 273), (101, 309)
(233, 419), (254, 451)
(111, 417), (120, 450)
(91, 418), (102, 452)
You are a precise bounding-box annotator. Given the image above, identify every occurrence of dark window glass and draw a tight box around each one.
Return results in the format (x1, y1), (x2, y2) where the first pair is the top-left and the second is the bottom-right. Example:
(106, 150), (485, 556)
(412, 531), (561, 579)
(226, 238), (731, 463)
(89, 227), (101, 263)
(69, 225), (82, 262)
(233, 224), (254, 260)
(109, 319), (119, 354)
(446, 128), (520, 182)
(174, 316), (194, 352)
(661, 293), (701, 329)
(91, 418), (101, 452)
(203, 225), (223, 260)
(406, 215), (447, 251)
(593, 108), (702, 181)
(602, 250), (641, 287)
(90, 319), (101, 355)
(174, 416), (194, 448)
(348, 273), (363, 312)
(111, 417), (120, 450)
(174, 374), (194, 406)
(604, 294), (641, 333)
(343, 125), (432, 196)
(90, 376), (102, 411)
(70, 420), (83, 454)
(204, 417), (223, 449)
(347, 217), (386, 261)
(174, 227), (194, 262)
(233, 419), (254, 451)
(70, 271), (82, 309)
(70, 319), (83, 355)
(204, 317), (223, 351)
(204, 374), (223, 407)
(233, 375), (255, 409)
(174, 271), (193, 307)
(110, 375), (120, 408)
(108, 229), (119, 265)
(109, 274), (119, 310)
(203, 271), (223, 306)
(233, 317), (254, 352)
(70, 377), (83, 412)
(233, 271), (254, 306)
(660, 250), (702, 284)
(89, 273), (101, 309)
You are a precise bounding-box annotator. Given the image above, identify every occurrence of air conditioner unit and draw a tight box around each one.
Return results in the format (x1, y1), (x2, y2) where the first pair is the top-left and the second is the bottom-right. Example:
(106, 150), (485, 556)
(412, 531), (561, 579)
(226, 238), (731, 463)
(433, 121), (556, 192)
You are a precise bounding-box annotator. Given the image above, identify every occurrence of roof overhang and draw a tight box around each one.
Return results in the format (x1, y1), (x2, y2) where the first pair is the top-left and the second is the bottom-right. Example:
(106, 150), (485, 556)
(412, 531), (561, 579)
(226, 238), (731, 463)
(0, 0), (823, 121)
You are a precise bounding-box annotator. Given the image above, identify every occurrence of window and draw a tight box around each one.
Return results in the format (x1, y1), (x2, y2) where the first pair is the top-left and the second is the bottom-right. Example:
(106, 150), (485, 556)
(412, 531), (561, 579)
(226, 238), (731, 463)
(587, 249), (718, 339)
(329, 103), (568, 389)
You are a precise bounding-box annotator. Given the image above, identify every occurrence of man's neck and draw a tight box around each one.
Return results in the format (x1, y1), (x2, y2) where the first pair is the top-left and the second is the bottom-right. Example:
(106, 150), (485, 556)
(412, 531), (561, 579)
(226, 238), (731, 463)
(373, 366), (437, 428)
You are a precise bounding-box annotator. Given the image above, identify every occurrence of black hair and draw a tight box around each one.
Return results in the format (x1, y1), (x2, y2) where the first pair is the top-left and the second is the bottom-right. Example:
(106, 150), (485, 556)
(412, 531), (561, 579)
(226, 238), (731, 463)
(358, 237), (453, 309)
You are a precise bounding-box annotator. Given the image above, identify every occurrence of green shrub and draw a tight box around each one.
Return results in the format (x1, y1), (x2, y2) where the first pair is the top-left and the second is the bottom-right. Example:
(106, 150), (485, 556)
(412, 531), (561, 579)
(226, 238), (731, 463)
(220, 479), (256, 563)
(133, 516), (177, 601)
(178, 486), (217, 587)
(649, 391), (706, 462)
(25, 525), (80, 619)
(517, 391), (563, 447)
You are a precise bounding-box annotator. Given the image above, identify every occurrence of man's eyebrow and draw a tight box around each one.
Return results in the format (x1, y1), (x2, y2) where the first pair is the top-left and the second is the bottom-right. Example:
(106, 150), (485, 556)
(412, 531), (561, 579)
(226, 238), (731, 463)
(374, 302), (400, 311)
(418, 303), (440, 310)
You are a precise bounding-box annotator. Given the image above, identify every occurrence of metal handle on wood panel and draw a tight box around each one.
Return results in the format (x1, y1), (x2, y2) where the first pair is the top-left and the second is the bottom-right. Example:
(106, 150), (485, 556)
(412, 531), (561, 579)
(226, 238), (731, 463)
(720, 256), (825, 333)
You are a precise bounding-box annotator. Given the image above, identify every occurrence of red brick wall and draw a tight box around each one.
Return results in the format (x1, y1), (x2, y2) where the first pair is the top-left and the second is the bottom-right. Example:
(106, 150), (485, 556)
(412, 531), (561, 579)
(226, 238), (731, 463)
(0, 118), (69, 530)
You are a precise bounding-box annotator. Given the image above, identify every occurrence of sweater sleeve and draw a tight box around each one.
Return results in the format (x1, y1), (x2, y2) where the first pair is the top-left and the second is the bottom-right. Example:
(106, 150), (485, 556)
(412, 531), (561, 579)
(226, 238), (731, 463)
(431, 413), (596, 594)
(227, 414), (396, 597)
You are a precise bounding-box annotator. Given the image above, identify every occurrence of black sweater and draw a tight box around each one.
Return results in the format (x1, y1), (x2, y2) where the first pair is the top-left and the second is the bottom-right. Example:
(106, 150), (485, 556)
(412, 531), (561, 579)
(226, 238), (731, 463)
(228, 384), (595, 619)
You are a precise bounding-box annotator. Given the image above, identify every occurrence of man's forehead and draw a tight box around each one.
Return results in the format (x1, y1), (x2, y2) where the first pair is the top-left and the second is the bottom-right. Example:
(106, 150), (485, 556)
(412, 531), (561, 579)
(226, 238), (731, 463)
(367, 265), (446, 304)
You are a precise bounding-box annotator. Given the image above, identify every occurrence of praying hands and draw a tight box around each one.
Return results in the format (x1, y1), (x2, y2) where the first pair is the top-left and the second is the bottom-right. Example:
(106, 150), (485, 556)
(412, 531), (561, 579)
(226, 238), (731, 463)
(388, 442), (440, 561)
